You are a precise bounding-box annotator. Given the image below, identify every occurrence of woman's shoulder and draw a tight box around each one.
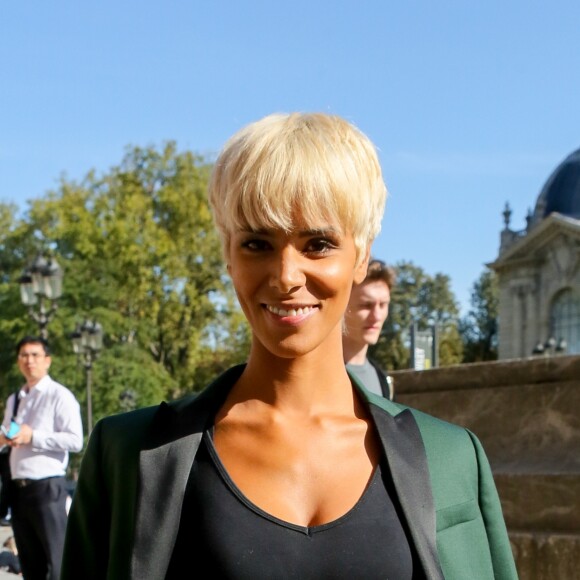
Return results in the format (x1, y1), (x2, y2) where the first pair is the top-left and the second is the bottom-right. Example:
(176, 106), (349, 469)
(96, 403), (160, 432)
(404, 406), (488, 483)
(407, 405), (470, 436)
(88, 405), (163, 460)
(93, 364), (246, 442)
(370, 395), (479, 451)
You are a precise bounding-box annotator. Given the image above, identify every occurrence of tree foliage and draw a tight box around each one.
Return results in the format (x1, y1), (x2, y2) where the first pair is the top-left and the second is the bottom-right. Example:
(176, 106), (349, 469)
(1, 142), (495, 447)
(0, 143), (249, 429)
(370, 260), (463, 370)
(459, 269), (499, 362)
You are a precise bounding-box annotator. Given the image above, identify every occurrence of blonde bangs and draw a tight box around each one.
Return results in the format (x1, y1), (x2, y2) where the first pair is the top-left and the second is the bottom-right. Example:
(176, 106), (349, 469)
(209, 113), (387, 263)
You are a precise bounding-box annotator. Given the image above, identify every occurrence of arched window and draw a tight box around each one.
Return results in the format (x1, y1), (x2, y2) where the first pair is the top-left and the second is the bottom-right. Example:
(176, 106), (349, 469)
(551, 288), (580, 355)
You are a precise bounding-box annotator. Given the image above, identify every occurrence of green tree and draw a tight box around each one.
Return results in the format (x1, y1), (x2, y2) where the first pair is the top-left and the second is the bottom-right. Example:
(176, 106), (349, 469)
(0, 143), (249, 424)
(0, 202), (46, 412)
(459, 269), (499, 362)
(370, 260), (463, 370)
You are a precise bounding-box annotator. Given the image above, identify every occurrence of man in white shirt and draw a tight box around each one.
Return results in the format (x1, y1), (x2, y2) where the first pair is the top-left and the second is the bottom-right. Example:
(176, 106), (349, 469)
(343, 259), (396, 400)
(0, 336), (83, 580)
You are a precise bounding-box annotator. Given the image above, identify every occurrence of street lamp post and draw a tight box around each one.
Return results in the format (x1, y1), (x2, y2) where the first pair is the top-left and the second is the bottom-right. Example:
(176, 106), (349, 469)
(18, 254), (63, 339)
(71, 320), (103, 433)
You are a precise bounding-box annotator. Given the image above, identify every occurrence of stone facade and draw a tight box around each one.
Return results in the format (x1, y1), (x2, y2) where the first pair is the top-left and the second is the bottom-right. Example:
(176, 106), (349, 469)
(391, 355), (580, 579)
(489, 147), (580, 360)
(488, 212), (580, 360)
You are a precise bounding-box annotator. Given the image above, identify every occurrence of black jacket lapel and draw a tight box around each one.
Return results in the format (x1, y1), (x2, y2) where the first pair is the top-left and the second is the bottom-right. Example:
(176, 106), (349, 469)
(370, 405), (444, 580)
(131, 365), (245, 579)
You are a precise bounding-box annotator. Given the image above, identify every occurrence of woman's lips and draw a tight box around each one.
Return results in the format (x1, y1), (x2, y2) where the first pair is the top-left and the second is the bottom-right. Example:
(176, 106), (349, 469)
(266, 304), (317, 317)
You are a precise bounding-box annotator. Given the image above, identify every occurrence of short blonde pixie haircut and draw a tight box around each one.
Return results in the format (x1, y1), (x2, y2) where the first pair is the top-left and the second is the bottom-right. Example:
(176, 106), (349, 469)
(208, 112), (388, 266)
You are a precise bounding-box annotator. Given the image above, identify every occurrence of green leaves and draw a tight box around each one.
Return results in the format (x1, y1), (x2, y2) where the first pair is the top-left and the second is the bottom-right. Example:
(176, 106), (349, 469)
(0, 143), (247, 428)
(369, 260), (463, 370)
(0, 142), (497, 434)
(459, 270), (499, 362)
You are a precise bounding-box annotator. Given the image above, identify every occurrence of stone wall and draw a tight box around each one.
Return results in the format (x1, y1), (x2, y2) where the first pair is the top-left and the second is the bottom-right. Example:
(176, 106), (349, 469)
(391, 354), (580, 580)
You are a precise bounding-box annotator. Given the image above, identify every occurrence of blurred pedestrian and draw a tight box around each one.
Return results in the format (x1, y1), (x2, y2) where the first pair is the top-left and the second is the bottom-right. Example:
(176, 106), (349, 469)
(343, 258), (396, 399)
(0, 536), (21, 575)
(0, 336), (83, 580)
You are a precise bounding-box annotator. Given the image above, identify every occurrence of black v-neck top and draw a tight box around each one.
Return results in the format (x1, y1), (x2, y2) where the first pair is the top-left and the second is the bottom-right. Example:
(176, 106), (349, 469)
(166, 430), (421, 579)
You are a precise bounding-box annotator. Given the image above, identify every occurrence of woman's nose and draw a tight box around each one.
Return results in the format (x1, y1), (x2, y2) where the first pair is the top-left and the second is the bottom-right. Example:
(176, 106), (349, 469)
(269, 249), (306, 293)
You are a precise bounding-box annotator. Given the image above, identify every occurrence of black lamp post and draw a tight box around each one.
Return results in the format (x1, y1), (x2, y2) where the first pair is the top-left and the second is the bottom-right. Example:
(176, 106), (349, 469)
(18, 254), (63, 339)
(71, 320), (103, 433)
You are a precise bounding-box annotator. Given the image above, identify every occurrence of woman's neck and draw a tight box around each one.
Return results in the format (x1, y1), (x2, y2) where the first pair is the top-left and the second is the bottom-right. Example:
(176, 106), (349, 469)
(235, 345), (356, 415)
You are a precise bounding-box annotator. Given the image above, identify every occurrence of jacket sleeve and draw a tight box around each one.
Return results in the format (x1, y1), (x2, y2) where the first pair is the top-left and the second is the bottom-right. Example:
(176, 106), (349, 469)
(412, 408), (518, 580)
(467, 429), (519, 580)
(62, 415), (142, 580)
(61, 419), (112, 580)
(62, 408), (153, 580)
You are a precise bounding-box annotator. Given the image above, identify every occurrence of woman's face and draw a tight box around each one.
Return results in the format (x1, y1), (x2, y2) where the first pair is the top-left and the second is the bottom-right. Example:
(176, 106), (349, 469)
(228, 219), (369, 360)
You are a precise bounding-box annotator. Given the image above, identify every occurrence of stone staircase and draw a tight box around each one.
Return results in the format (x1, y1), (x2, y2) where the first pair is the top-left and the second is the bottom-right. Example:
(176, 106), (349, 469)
(391, 354), (580, 579)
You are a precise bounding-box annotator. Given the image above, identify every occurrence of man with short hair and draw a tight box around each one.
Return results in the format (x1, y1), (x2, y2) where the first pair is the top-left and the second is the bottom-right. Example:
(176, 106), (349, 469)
(0, 336), (83, 580)
(343, 258), (396, 399)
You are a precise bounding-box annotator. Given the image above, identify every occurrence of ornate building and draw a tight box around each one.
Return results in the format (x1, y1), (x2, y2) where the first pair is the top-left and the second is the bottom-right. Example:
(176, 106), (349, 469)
(489, 148), (580, 359)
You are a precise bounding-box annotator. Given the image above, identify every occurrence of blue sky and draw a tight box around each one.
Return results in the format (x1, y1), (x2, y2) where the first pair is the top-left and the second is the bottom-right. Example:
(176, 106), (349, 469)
(2, 1), (579, 314)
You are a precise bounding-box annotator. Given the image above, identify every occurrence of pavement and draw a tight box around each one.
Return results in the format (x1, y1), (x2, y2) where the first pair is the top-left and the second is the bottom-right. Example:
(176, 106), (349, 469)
(0, 521), (18, 578)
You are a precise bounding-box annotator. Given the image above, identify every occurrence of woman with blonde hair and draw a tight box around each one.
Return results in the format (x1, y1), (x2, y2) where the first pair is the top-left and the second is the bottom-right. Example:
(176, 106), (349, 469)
(62, 112), (517, 579)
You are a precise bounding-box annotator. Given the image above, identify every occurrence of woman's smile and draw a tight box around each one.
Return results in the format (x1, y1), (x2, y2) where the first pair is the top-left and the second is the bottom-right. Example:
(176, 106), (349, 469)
(264, 303), (320, 325)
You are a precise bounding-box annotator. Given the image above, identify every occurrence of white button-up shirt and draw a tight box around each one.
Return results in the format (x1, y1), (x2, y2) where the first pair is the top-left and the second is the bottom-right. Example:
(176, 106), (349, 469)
(2, 374), (84, 479)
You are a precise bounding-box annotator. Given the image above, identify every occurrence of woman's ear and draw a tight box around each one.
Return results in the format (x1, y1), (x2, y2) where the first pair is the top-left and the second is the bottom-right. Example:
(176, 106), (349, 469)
(353, 247), (371, 285)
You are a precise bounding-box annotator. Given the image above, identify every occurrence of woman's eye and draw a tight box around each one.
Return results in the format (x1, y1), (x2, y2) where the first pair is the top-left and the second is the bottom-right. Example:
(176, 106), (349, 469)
(306, 238), (336, 253)
(241, 238), (270, 251)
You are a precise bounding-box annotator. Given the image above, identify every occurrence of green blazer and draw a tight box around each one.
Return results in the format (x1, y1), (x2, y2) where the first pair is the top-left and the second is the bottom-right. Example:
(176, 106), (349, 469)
(62, 364), (518, 579)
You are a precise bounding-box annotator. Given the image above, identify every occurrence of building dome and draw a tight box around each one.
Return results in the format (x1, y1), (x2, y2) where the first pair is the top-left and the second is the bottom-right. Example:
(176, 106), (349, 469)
(533, 148), (580, 222)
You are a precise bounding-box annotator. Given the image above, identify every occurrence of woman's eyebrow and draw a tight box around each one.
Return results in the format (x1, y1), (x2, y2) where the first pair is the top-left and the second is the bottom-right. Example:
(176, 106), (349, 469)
(238, 226), (339, 237)
(237, 226), (268, 234)
(299, 227), (340, 237)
